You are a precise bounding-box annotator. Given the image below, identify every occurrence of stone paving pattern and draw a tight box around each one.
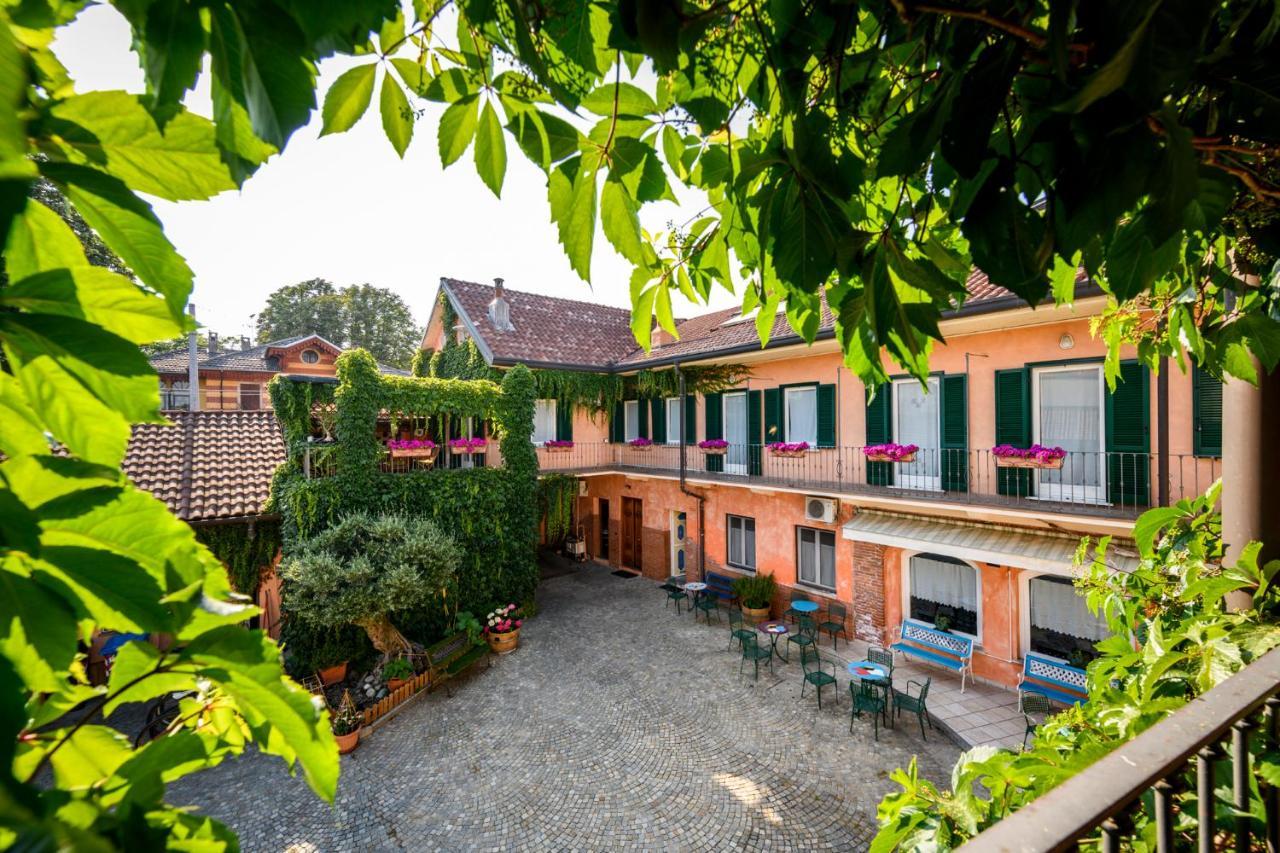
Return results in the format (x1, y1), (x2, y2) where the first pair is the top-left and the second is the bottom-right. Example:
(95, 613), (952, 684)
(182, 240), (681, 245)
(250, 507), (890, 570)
(168, 564), (961, 851)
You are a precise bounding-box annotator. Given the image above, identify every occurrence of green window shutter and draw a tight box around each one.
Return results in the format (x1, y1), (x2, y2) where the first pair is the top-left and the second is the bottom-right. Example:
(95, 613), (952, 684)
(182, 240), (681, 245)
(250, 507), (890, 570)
(610, 401), (624, 443)
(1105, 360), (1150, 507)
(650, 398), (666, 444)
(764, 387), (782, 444)
(748, 389), (763, 475)
(555, 402), (573, 442)
(865, 384), (893, 486)
(816, 383), (836, 448)
(637, 399), (649, 440)
(939, 374), (968, 493)
(684, 394), (697, 445)
(704, 392), (723, 472)
(994, 368), (1030, 496)
(1192, 365), (1222, 457)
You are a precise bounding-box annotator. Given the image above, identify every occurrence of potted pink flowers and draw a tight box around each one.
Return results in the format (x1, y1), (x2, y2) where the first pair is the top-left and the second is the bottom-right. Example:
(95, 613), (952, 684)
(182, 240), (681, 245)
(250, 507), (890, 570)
(628, 437), (654, 451)
(863, 443), (920, 463)
(767, 441), (810, 458)
(544, 439), (574, 453)
(484, 603), (523, 654)
(387, 438), (437, 461)
(698, 439), (729, 456)
(449, 437), (487, 455)
(992, 444), (1067, 469)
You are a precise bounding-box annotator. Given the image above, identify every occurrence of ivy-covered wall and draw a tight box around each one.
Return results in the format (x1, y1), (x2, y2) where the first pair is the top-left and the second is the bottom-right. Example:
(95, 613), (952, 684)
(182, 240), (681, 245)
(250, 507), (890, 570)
(267, 350), (539, 670)
(193, 519), (281, 597)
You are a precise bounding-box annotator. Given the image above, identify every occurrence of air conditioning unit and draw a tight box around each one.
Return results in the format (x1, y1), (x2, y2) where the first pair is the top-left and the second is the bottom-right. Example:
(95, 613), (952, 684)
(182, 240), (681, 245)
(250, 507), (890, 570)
(804, 497), (837, 524)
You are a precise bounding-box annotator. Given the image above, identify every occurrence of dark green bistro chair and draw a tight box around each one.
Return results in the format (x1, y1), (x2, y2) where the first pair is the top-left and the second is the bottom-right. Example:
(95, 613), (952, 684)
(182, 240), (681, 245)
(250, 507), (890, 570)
(867, 645), (895, 678)
(850, 679), (887, 741)
(819, 602), (847, 649)
(893, 677), (933, 740)
(739, 633), (774, 682)
(694, 592), (720, 624)
(1020, 691), (1052, 750)
(799, 647), (838, 709)
(727, 608), (754, 651)
(663, 578), (688, 614)
(784, 614), (817, 662)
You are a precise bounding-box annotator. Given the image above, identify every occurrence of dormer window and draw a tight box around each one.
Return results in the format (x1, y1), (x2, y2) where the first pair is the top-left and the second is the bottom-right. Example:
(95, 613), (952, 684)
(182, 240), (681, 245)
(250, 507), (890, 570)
(300, 349), (320, 364)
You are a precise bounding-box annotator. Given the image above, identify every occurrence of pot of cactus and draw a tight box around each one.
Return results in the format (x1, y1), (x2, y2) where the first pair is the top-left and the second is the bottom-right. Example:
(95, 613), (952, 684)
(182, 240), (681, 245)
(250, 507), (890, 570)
(992, 444), (1066, 469)
(332, 693), (363, 755)
(450, 437), (487, 456)
(484, 604), (523, 654)
(544, 440), (574, 453)
(863, 443), (919, 463)
(382, 657), (413, 692)
(698, 439), (729, 456)
(387, 439), (437, 461)
(628, 437), (654, 452)
(733, 572), (777, 624)
(767, 441), (810, 458)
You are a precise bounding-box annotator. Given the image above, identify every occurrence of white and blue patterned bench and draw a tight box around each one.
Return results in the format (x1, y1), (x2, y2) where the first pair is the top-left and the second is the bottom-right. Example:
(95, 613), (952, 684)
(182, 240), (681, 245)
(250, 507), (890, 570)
(890, 618), (974, 693)
(1018, 652), (1087, 708)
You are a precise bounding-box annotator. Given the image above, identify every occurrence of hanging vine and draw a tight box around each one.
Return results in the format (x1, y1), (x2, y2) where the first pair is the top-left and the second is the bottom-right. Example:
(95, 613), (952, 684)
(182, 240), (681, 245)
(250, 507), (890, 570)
(537, 474), (578, 542)
(194, 519), (282, 597)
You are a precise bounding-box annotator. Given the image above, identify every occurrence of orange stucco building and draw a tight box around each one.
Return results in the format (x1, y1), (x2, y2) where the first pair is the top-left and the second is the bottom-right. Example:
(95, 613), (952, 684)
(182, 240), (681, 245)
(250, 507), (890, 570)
(422, 276), (1223, 691)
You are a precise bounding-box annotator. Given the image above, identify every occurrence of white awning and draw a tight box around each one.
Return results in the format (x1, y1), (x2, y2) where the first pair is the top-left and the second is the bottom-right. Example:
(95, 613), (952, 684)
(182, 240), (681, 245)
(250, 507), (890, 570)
(842, 510), (1137, 575)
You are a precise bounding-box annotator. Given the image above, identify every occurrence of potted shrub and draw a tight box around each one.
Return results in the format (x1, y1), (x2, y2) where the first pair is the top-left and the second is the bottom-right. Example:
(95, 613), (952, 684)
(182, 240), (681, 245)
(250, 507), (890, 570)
(863, 442), (919, 463)
(698, 439), (729, 455)
(382, 657), (413, 692)
(484, 603), (523, 654)
(767, 441), (810, 458)
(733, 572), (777, 624)
(992, 443), (1066, 469)
(628, 437), (654, 451)
(934, 613), (953, 633)
(332, 692), (363, 755)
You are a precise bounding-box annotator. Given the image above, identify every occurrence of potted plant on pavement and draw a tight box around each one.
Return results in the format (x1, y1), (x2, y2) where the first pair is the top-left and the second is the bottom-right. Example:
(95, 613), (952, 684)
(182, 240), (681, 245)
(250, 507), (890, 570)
(733, 572), (778, 624)
(332, 691), (363, 755)
(484, 603), (523, 654)
(382, 657), (413, 692)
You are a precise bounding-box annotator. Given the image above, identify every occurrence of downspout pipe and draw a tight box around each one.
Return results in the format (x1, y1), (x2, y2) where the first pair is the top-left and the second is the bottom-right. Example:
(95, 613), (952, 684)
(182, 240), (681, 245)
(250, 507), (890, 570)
(676, 364), (706, 580)
(187, 304), (200, 411)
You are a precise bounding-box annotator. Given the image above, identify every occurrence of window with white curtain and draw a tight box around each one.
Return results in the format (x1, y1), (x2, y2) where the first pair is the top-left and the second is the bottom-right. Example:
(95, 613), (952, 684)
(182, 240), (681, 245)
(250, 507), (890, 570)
(624, 400), (640, 441)
(785, 386), (818, 445)
(532, 399), (557, 444)
(665, 397), (681, 444)
(727, 515), (756, 571)
(908, 554), (979, 636)
(1029, 575), (1109, 664)
(796, 527), (835, 589)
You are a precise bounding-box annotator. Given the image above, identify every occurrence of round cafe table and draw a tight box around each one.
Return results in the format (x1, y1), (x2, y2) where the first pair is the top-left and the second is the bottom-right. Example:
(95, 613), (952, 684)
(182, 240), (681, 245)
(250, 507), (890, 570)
(790, 600), (819, 615)
(682, 582), (707, 617)
(848, 660), (893, 727)
(757, 620), (789, 661)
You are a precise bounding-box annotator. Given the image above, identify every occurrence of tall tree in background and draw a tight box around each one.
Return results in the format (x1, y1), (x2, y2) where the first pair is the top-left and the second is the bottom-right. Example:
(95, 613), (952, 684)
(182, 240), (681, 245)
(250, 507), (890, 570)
(255, 279), (421, 368)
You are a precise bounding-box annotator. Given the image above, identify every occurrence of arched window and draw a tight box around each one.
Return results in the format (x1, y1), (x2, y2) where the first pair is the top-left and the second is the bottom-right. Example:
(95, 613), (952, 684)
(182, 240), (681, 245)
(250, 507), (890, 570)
(300, 349), (320, 364)
(908, 554), (979, 636)
(1028, 575), (1108, 664)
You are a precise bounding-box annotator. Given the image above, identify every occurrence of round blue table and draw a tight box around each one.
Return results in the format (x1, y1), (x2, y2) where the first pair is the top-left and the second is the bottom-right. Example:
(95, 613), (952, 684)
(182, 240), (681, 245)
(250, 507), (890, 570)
(848, 660), (893, 727)
(790, 600), (819, 614)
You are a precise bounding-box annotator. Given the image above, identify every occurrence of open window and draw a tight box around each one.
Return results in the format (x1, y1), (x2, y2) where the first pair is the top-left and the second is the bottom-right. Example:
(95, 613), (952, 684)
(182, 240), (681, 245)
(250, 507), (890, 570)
(908, 554), (979, 637)
(532, 399), (556, 444)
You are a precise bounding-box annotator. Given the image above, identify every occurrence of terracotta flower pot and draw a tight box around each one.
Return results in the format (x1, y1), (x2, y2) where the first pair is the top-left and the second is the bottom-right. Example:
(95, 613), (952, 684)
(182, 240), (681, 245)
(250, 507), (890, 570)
(487, 628), (520, 655)
(387, 677), (407, 692)
(742, 604), (771, 624)
(995, 455), (1064, 469)
(389, 447), (437, 460)
(318, 661), (348, 686)
(335, 727), (362, 755)
(866, 451), (917, 463)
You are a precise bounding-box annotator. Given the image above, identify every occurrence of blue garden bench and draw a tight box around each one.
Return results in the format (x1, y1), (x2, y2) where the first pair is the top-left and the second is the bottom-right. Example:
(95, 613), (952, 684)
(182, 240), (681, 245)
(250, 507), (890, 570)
(890, 618), (974, 693)
(1018, 652), (1087, 708)
(703, 571), (738, 604)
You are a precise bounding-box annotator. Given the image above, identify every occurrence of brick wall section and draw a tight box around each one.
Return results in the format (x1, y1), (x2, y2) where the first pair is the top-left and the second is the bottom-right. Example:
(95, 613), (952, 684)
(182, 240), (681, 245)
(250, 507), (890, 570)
(852, 541), (887, 643)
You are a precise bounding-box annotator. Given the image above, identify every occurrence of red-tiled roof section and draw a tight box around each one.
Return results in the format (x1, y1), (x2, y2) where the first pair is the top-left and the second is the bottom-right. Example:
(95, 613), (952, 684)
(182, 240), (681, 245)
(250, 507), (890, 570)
(443, 278), (639, 367)
(122, 411), (285, 522)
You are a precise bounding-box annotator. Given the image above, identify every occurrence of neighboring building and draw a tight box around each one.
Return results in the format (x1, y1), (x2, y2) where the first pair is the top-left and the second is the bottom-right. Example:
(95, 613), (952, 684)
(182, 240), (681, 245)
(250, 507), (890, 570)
(148, 332), (406, 412)
(419, 275), (1224, 690)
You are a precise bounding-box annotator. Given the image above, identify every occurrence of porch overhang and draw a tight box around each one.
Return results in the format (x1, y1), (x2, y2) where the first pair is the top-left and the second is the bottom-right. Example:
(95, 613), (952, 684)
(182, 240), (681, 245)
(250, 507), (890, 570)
(841, 510), (1139, 575)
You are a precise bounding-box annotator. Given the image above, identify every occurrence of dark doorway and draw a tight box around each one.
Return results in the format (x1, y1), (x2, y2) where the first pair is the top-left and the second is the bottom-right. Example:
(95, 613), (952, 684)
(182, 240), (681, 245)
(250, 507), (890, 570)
(621, 497), (643, 572)
(598, 498), (610, 561)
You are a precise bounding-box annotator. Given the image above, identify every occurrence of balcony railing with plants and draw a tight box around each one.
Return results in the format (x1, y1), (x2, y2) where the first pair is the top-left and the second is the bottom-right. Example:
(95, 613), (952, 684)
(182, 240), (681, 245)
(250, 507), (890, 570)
(533, 442), (1220, 517)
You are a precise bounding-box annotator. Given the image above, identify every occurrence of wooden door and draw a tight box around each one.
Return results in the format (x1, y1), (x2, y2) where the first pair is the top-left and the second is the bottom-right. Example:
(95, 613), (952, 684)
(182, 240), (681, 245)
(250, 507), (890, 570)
(621, 497), (643, 571)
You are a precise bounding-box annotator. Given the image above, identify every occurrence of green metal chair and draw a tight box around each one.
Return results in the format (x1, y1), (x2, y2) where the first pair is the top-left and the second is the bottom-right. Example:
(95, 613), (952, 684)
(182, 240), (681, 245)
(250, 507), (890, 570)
(819, 601), (847, 649)
(663, 580), (688, 614)
(727, 608), (754, 651)
(893, 677), (933, 740)
(850, 679), (887, 740)
(784, 614), (817, 661)
(867, 646), (895, 681)
(694, 592), (720, 624)
(786, 589), (811, 625)
(1020, 691), (1051, 750)
(799, 647), (838, 709)
(739, 633), (774, 682)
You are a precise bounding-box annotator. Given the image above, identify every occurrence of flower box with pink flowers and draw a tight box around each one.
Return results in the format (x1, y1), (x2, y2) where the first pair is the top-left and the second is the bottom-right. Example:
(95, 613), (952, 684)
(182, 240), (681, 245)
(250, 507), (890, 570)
(483, 604), (523, 654)
(387, 439), (438, 460)
(449, 437), (488, 455)
(698, 439), (729, 455)
(992, 444), (1067, 469)
(863, 443), (919, 463)
(627, 437), (655, 451)
(544, 440), (574, 453)
(767, 441), (810, 458)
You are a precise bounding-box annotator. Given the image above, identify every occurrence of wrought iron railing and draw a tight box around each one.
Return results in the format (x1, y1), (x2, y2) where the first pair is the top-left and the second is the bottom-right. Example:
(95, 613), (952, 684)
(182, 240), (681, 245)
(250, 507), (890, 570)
(959, 645), (1280, 852)
(534, 443), (1219, 518)
(302, 445), (503, 478)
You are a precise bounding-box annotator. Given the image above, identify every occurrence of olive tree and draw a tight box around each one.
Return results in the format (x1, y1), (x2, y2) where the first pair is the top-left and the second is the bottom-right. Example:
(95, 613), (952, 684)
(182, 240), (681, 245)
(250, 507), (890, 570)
(280, 513), (462, 657)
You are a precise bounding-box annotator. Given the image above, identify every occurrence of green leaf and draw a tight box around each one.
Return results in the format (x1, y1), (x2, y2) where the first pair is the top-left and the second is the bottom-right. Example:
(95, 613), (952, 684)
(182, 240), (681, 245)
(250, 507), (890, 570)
(2, 267), (182, 344)
(48, 724), (134, 790)
(438, 95), (478, 167)
(0, 373), (48, 458)
(0, 17), (36, 248)
(207, 8), (278, 184)
(102, 640), (191, 718)
(1057, 2), (1162, 114)
(40, 162), (194, 322)
(131, 0), (206, 111)
(320, 63), (377, 135)
(377, 8), (405, 54)
(48, 92), (238, 201)
(390, 57), (428, 95)
(3, 198), (87, 281)
(580, 82), (657, 117)
(600, 177), (644, 265)
(473, 100), (507, 196)
(37, 546), (171, 636)
(0, 561), (79, 692)
(379, 74), (414, 158)
(1050, 252), (1082, 304)
(549, 156), (598, 281)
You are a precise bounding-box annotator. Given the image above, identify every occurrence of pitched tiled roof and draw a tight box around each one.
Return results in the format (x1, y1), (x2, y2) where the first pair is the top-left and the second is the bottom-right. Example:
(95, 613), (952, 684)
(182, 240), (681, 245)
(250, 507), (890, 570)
(442, 278), (639, 368)
(122, 411), (285, 522)
(150, 334), (407, 376)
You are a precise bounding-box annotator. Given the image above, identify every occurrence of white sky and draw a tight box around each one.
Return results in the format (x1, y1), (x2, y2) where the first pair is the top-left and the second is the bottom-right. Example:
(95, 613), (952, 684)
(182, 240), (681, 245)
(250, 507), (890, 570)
(53, 4), (739, 339)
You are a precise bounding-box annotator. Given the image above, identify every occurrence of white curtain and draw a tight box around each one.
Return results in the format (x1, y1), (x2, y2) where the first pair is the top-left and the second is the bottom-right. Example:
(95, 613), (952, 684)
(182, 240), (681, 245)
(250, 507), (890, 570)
(786, 387), (817, 444)
(666, 398), (681, 444)
(1038, 368), (1102, 487)
(895, 378), (940, 480)
(532, 400), (556, 444)
(1030, 576), (1108, 641)
(910, 555), (977, 610)
(625, 400), (640, 441)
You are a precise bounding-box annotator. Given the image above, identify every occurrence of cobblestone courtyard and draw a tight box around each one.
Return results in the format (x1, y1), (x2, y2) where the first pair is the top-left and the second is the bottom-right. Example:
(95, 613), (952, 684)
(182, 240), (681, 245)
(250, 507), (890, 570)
(170, 564), (959, 851)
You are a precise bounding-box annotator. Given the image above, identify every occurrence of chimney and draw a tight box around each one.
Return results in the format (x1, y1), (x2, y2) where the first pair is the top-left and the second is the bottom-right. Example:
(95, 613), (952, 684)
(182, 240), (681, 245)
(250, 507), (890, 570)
(488, 276), (514, 331)
(241, 335), (251, 351)
(208, 331), (219, 355)
(187, 304), (200, 412)
(651, 322), (677, 348)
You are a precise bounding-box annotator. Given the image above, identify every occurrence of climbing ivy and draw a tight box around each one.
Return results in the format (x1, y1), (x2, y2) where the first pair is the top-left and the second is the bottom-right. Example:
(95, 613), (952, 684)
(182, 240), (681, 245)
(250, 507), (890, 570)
(193, 520), (282, 597)
(538, 474), (578, 543)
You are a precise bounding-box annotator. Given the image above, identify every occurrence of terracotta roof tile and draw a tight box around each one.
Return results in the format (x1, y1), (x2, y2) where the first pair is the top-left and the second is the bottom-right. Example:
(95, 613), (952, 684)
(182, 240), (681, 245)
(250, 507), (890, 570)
(150, 334), (407, 376)
(122, 411), (285, 522)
